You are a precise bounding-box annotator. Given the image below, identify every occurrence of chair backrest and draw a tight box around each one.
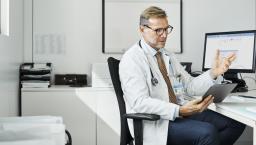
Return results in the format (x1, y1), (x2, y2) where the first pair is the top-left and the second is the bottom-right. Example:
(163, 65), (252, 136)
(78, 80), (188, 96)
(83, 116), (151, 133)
(180, 62), (192, 74)
(107, 57), (133, 145)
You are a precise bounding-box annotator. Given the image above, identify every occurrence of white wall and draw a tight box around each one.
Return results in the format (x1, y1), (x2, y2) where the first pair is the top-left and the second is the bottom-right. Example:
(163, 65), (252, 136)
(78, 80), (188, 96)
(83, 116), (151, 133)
(24, 0), (255, 85)
(0, 0), (24, 116)
(24, 0), (120, 85)
(177, 0), (256, 71)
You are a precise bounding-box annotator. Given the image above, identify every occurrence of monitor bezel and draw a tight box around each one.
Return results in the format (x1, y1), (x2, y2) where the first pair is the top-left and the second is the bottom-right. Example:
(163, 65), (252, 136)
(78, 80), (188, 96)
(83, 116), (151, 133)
(202, 30), (256, 73)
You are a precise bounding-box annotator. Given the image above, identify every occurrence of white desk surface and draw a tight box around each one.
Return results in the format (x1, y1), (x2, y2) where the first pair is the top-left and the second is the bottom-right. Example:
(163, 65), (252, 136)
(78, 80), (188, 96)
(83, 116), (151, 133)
(208, 90), (256, 127)
(208, 90), (256, 145)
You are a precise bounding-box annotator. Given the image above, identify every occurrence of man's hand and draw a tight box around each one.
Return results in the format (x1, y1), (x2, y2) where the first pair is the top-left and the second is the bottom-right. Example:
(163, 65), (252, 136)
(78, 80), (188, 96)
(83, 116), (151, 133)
(211, 49), (236, 79)
(179, 95), (214, 117)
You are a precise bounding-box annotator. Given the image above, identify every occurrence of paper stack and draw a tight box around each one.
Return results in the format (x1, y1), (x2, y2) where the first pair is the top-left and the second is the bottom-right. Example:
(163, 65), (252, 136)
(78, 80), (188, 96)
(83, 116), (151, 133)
(20, 63), (52, 88)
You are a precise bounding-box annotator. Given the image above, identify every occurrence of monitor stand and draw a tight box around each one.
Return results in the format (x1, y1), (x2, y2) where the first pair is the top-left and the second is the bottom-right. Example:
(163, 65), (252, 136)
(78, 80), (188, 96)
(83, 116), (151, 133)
(223, 73), (248, 92)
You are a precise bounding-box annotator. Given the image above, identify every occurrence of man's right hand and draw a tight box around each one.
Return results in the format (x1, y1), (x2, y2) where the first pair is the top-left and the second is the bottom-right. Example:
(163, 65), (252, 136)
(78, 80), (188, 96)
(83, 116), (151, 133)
(179, 95), (214, 117)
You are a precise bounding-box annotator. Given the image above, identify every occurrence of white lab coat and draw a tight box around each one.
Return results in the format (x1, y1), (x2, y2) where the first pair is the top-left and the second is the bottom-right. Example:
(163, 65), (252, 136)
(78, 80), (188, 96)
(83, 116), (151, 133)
(119, 40), (219, 145)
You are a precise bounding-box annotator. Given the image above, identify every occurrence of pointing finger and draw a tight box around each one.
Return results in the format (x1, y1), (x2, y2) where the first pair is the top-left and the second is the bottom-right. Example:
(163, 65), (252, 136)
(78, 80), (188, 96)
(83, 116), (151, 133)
(215, 49), (220, 60)
(226, 53), (236, 61)
(229, 55), (236, 62)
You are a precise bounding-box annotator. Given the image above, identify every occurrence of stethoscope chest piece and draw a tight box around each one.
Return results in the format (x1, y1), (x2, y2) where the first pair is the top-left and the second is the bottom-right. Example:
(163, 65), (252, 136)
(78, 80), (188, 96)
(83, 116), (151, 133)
(151, 77), (158, 86)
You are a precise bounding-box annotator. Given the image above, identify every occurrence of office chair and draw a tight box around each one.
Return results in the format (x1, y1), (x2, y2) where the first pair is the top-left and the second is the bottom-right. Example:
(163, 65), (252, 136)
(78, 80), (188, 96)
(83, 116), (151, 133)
(180, 62), (192, 74)
(107, 57), (160, 145)
(180, 62), (202, 77)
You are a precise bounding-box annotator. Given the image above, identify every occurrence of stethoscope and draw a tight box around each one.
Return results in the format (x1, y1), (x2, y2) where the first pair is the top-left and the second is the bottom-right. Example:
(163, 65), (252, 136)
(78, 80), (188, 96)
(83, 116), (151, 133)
(138, 40), (159, 86)
(138, 40), (182, 86)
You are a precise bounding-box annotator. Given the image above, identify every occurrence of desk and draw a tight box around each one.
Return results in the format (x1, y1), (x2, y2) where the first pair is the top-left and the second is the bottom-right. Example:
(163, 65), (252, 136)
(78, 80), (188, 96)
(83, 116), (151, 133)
(208, 90), (256, 145)
(22, 86), (255, 145)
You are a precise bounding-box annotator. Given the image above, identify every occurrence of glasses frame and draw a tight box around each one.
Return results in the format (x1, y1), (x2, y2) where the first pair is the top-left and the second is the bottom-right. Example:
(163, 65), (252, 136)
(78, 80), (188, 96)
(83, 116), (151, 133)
(143, 25), (174, 36)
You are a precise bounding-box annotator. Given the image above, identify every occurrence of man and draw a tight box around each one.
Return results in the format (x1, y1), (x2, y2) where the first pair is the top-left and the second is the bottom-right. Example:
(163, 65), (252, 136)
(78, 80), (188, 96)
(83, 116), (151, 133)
(119, 6), (245, 145)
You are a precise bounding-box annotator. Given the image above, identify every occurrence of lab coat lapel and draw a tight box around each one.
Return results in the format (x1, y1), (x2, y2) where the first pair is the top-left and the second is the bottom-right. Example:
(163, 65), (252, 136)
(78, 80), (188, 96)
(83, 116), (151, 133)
(162, 53), (170, 75)
(147, 54), (161, 78)
(146, 52), (170, 79)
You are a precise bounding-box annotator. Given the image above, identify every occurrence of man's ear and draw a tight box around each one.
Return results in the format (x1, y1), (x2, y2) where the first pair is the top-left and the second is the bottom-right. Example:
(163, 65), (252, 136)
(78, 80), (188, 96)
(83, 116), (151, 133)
(139, 25), (144, 33)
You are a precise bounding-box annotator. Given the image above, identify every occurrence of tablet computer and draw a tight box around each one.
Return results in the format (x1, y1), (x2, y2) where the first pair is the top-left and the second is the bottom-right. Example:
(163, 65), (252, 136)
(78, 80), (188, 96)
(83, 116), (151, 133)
(202, 83), (237, 103)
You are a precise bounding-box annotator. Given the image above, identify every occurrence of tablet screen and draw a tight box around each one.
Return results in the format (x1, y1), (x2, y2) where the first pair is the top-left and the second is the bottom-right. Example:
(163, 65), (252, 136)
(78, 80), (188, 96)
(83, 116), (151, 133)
(202, 83), (237, 103)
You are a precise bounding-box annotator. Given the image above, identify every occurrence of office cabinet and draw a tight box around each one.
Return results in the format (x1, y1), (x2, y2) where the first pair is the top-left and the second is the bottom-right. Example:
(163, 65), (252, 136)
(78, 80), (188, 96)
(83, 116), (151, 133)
(96, 90), (120, 145)
(22, 86), (120, 145)
(19, 63), (52, 116)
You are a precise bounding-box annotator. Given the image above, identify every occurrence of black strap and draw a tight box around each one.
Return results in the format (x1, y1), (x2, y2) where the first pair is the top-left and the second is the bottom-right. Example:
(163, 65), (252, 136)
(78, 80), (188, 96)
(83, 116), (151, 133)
(65, 129), (72, 145)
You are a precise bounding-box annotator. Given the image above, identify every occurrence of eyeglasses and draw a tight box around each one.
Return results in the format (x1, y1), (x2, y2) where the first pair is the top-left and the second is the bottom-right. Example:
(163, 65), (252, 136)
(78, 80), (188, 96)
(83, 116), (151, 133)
(143, 25), (173, 36)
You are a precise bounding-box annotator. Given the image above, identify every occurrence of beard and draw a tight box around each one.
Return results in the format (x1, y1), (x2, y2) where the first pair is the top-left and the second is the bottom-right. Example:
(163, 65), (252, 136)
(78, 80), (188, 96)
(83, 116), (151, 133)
(145, 37), (167, 49)
(152, 41), (166, 49)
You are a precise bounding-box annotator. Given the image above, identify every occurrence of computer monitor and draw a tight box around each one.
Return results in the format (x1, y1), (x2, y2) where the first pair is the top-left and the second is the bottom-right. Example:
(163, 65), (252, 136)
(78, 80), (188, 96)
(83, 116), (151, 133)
(202, 30), (256, 92)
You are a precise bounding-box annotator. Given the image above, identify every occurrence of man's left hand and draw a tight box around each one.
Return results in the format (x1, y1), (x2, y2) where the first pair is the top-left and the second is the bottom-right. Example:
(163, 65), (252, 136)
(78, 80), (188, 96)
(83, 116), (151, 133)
(211, 49), (236, 79)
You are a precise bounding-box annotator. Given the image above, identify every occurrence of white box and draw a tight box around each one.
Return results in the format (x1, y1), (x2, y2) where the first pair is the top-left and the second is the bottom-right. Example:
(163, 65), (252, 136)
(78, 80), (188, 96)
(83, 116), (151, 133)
(0, 139), (55, 145)
(0, 116), (66, 145)
(92, 63), (113, 88)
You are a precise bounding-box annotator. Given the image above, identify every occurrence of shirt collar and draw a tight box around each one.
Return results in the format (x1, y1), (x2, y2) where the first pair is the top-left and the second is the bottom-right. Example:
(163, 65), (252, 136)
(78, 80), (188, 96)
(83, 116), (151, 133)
(140, 38), (165, 57)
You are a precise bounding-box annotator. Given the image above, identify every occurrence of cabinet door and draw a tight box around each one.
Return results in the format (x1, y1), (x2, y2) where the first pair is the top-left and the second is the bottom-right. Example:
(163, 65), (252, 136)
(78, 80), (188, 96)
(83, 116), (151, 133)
(22, 90), (96, 145)
(96, 90), (120, 145)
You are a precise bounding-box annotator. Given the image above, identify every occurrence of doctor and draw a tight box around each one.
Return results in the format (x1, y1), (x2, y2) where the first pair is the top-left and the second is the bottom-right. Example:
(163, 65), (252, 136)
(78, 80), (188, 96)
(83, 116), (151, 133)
(119, 6), (245, 145)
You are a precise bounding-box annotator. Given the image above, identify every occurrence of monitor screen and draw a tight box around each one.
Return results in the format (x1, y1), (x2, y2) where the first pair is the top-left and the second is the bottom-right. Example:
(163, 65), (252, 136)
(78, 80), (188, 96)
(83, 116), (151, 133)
(202, 30), (256, 73)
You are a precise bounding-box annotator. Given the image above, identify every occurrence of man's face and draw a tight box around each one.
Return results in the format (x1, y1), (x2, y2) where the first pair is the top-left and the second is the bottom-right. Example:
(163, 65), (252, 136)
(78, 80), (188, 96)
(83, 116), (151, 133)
(140, 17), (169, 50)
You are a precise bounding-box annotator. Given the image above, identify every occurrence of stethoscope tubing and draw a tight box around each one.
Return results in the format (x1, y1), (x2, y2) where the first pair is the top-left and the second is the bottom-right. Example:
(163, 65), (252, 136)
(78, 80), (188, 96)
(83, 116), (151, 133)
(138, 40), (159, 86)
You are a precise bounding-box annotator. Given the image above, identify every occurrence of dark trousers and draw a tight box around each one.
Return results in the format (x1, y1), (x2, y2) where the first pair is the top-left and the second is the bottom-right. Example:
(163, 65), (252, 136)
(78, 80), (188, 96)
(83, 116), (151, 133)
(167, 110), (245, 145)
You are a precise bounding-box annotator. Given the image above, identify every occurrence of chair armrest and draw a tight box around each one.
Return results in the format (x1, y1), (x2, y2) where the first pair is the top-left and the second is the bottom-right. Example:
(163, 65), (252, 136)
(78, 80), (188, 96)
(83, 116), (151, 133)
(124, 113), (160, 145)
(123, 113), (160, 121)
